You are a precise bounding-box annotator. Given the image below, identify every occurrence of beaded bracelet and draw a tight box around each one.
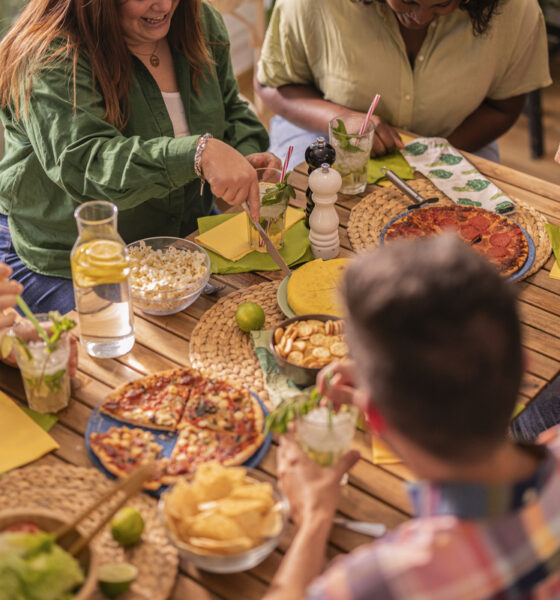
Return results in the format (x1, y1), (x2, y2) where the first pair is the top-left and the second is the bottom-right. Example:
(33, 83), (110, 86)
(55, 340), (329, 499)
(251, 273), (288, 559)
(194, 133), (213, 194)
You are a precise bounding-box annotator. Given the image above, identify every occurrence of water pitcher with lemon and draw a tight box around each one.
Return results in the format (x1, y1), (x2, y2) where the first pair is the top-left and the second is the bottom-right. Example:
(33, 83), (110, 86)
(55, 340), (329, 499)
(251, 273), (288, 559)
(71, 201), (135, 358)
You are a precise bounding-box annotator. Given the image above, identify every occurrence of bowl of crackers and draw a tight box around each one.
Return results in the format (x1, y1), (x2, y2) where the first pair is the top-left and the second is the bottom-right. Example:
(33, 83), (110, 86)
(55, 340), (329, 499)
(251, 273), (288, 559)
(127, 237), (210, 315)
(271, 314), (349, 387)
(159, 462), (288, 573)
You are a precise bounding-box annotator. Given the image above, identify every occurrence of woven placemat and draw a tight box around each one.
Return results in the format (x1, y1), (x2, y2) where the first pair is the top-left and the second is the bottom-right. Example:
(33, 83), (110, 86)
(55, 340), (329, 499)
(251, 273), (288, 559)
(348, 176), (551, 280)
(189, 281), (285, 408)
(0, 463), (178, 600)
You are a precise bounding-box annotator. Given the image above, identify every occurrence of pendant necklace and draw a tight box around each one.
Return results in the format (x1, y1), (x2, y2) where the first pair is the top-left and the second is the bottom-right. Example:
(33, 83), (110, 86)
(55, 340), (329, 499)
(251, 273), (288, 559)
(133, 41), (160, 67)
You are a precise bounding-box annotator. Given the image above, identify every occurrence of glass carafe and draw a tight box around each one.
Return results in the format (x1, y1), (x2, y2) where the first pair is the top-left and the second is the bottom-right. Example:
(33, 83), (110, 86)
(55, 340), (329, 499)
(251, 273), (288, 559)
(70, 201), (135, 358)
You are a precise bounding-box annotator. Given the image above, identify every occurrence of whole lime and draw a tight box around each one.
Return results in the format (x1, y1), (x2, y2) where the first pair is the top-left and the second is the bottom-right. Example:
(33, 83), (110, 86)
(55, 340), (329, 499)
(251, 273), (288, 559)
(235, 302), (265, 332)
(98, 563), (138, 598)
(110, 507), (144, 547)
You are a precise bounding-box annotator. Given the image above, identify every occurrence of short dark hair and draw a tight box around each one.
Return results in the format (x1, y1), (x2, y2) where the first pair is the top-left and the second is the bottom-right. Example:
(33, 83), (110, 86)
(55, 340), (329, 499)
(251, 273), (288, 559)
(351, 0), (501, 35)
(343, 234), (522, 462)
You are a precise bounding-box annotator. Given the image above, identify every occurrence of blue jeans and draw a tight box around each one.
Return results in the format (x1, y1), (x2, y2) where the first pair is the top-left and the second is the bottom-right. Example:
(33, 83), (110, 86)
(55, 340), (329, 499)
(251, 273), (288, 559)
(268, 116), (501, 165)
(0, 214), (76, 314)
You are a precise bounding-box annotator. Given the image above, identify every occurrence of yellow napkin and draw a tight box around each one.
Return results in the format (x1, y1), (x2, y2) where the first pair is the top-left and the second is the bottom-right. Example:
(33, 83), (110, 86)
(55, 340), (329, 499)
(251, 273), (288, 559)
(195, 207), (305, 262)
(550, 261), (560, 280)
(0, 390), (59, 473)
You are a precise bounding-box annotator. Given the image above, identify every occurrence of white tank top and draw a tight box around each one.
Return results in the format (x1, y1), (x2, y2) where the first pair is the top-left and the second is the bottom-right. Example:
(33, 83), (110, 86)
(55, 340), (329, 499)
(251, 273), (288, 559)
(161, 91), (190, 138)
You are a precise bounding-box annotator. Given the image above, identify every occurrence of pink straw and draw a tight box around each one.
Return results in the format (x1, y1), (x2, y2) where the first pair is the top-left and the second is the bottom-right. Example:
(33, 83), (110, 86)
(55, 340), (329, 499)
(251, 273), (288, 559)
(280, 145), (294, 181)
(359, 94), (381, 136)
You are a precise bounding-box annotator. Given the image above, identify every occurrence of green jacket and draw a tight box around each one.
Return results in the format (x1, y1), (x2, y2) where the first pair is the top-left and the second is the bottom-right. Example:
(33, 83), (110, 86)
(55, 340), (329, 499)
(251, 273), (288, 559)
(0, 3), (268, 278)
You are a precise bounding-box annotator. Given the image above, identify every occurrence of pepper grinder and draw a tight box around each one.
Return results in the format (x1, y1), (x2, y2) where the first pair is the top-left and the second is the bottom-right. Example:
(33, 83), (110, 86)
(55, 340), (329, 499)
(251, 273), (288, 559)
(308, 163), (342, 260)
(304, 137), (336, 227)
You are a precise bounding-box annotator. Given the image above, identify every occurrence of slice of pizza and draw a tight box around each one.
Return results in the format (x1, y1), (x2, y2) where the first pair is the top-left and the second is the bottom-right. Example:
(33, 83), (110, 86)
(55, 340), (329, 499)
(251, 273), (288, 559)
(161, 424), (264, 485)
(179, 377), (264, 437)
(89, 426), (166, 490)
(99, 367), (201, 431)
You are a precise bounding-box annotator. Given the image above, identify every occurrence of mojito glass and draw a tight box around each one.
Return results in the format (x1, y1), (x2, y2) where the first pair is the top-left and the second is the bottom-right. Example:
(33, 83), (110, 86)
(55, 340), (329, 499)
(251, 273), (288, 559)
(11, 315), (71, 413)
(248, 168), (289, 252)
(297, 404), (358, 473)
(329, 114), (375, 194)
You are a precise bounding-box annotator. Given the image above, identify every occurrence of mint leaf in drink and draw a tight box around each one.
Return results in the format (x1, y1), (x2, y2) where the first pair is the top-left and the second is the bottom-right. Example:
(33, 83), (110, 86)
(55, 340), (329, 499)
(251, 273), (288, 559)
(331, 118), (365, 153)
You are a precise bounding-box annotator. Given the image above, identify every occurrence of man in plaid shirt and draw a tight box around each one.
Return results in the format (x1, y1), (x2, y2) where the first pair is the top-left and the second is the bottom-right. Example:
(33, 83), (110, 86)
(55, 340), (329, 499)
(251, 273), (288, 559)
(263, 234), (560, 600)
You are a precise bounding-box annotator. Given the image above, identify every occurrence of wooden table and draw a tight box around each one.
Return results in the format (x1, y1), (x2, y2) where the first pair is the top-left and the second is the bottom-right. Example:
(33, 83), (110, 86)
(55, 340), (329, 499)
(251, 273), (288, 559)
(2, 154), (560, 599)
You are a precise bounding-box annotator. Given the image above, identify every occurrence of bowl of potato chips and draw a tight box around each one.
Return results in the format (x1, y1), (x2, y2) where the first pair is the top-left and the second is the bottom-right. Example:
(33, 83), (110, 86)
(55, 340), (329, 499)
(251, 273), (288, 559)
(271, 314), (348, 386)
(159, 462), (288, 573)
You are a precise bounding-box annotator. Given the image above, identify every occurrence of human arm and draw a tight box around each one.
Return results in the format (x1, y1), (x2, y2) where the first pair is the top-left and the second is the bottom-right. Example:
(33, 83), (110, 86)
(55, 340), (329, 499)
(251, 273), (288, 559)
(254, 80), (403, 157)
(316, 359), (370, 412)
(447, 95), (526, 153)
(262, 435), (360, 600)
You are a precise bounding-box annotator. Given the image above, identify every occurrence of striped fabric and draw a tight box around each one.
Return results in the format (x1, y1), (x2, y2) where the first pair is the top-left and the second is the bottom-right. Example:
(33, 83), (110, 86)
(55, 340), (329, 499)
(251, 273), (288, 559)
(305, 443), (560, 600)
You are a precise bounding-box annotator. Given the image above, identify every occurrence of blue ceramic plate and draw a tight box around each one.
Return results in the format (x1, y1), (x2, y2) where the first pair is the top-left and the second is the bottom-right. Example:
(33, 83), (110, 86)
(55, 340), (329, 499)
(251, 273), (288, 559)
(277, 275), (296, 318)
(85, 392), (272, 497)
(379, 209), (536, 282)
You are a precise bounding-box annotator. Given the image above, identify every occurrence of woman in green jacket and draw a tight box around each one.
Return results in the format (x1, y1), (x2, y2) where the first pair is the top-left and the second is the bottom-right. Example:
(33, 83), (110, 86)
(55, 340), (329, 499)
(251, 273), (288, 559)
(0, 0), (276, 313)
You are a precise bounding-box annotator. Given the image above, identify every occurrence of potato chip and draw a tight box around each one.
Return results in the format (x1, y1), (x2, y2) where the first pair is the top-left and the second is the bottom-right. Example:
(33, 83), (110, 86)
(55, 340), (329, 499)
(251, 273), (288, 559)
(259, 506), (283, 538)
(273, 327), (284, 345)
(229, 482), (275, 509)
(188, 536), (254, 555)
(189, 512), (246, 541)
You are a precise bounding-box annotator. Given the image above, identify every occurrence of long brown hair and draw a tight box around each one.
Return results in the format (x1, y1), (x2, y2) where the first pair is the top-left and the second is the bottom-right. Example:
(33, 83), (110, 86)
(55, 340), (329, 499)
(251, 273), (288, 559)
(0, 0), (212, 129)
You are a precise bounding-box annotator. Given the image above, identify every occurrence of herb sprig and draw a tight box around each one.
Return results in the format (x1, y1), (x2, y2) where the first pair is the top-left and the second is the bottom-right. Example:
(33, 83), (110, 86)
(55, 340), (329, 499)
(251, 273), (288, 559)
(331, 119), (365, 154)
(260, 173), (296, 206)
(264, 388), (325, 435)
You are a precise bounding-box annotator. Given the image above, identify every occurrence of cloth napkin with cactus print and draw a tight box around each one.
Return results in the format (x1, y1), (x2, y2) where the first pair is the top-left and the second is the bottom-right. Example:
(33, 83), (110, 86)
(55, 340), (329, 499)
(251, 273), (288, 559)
(401, 137), (515, 214)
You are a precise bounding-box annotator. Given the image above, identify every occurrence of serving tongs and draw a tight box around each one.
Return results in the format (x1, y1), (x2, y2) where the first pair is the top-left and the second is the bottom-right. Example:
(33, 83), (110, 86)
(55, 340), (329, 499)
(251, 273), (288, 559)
(381, 167), (439, 210)
(52, 463), (155, 556)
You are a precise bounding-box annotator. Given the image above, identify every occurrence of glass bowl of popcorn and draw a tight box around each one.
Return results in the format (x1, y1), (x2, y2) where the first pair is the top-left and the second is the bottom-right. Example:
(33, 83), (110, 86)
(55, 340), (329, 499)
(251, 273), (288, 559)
(127, 237), (210, 315)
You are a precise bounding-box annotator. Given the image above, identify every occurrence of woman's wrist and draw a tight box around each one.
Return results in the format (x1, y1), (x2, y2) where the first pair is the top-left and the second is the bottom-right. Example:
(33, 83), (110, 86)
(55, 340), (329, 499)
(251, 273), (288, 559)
(194, 133), (213, 179)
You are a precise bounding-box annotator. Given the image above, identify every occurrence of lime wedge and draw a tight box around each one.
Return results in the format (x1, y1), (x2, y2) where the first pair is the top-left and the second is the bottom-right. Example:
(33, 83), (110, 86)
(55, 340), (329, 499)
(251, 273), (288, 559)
(98, 563), (138, 598)
(0, 334), (13, 359)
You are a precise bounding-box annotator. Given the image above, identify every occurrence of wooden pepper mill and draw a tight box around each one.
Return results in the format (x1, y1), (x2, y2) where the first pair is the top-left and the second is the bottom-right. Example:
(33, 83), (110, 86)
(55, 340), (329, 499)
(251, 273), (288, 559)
(304, 137), (336, 227)
(308, 163), (342, 260)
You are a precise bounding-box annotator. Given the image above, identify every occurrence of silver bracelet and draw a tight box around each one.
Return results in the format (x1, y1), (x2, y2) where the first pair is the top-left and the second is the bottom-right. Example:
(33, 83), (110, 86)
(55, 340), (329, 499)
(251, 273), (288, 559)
(194, 132), (213, 183)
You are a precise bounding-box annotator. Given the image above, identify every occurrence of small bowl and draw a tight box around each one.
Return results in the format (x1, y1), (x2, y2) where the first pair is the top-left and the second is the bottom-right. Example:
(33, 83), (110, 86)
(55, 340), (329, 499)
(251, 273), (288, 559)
(158, 469), (289, 574)
(127, 237), (210, 315)
(0, 508), (99, 599)
(271, 314), (343, 387)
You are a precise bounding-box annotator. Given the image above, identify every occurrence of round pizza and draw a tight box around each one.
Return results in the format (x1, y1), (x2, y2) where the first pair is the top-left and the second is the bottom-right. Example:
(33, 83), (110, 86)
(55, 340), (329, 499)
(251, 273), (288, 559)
(383, 205), (529, 277)
(91, 367), (265, 489)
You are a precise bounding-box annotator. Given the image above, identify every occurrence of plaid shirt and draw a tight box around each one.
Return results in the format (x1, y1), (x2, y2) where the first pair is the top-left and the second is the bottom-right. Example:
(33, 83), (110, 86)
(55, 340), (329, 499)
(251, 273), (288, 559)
(305, 443), (560, 600)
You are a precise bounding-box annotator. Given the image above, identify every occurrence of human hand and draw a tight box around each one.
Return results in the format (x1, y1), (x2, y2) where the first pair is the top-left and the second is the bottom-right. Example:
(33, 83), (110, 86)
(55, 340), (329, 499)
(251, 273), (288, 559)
(370, 116), (404, 157)
(1, 318), (79, 376)
(555, 143), (560, 165)
(200, 138), (260, 221)
(315, 359), (367, 411)
(245, 152), (282, 171)
(277, 433), (360, 528)
(0, 263), (23, 311)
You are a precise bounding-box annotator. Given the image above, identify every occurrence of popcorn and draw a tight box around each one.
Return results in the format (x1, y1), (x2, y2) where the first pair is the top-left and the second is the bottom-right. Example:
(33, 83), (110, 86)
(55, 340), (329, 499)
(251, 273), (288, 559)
(127, 240), (208, 313)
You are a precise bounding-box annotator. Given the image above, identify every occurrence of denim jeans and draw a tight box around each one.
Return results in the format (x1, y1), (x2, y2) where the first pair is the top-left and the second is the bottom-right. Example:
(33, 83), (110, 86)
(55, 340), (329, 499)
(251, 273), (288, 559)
(0, 214), (76, 314)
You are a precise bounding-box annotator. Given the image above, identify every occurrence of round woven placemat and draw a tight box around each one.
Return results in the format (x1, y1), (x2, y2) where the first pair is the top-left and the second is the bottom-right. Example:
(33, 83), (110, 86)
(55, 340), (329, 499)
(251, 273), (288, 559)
(0, 464), (178, 600)
(347, 177), (551, 280)
(189, 281), (285, 408)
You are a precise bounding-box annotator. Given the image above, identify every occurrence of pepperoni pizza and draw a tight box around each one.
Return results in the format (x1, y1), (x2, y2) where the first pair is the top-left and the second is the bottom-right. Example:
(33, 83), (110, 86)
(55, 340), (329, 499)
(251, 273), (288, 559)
(384, 206), (529, 277)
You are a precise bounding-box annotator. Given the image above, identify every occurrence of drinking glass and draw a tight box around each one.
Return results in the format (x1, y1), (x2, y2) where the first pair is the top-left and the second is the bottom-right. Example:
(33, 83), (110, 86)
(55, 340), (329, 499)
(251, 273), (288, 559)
(248, 168), (289, 252)
(329, 114), (375, 194)
(11, 315), (71, 414)
(296, 402), (358, 484)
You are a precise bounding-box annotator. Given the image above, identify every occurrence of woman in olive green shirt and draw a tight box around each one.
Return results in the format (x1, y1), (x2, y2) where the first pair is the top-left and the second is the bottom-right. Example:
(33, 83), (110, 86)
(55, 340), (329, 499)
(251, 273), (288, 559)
(0, 0), (277, 313)
(256, 0), (551, 165)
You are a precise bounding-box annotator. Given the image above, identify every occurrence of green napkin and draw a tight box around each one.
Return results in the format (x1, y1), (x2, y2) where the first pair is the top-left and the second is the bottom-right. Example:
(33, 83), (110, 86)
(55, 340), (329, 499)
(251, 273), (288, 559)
(20, 406), (58, 431)
(250, 329), (301, 408)
(545, 223), (560, 265)
(367, 151), (415, 185)
(197, 211), (314, 274)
